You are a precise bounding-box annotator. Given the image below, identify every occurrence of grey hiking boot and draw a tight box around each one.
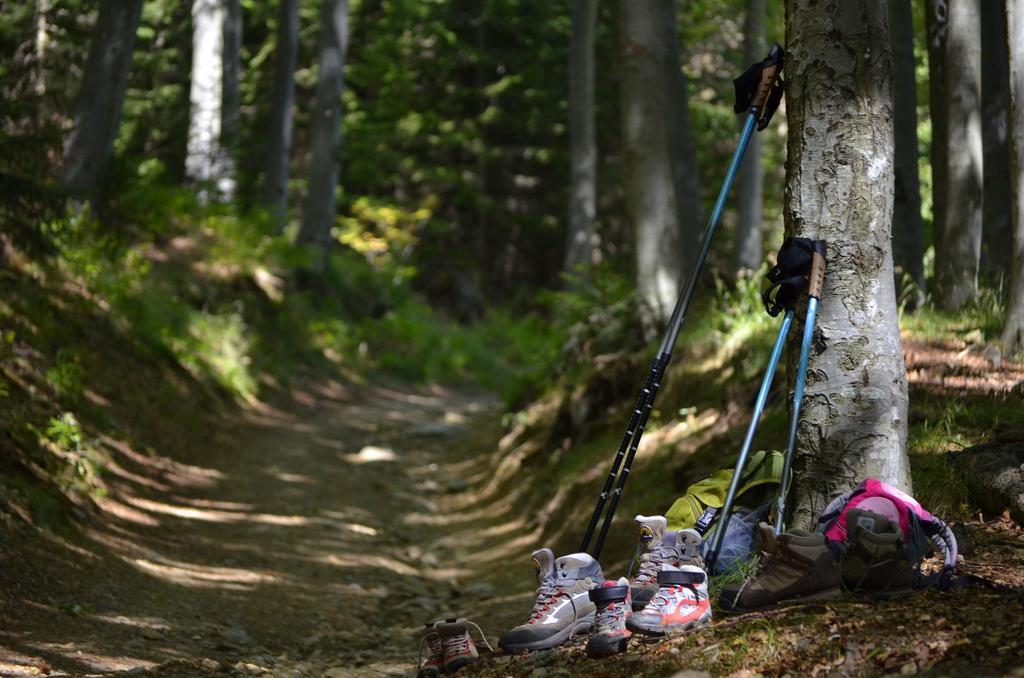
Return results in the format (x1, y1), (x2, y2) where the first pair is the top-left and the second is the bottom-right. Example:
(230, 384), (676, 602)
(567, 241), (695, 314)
(436, 617), (480, 672)
(630, 516), (704, 611)
(416, 623), (444, 678)
(628, 564), (712, 636)
(841, 508), (917, 597)
(585, 577), (632, 658)
(718, 522), (841, 611)
(498, 547), (603, 653)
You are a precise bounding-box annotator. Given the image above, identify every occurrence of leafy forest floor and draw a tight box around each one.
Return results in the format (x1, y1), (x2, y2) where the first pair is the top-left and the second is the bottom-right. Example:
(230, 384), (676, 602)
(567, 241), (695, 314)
(1, 337), (1023, 676)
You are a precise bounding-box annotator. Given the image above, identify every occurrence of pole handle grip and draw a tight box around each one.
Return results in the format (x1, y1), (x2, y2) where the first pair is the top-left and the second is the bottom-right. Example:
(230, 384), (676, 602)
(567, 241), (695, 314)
(807, 240), (827, 299)
(752, 61), (780, 111)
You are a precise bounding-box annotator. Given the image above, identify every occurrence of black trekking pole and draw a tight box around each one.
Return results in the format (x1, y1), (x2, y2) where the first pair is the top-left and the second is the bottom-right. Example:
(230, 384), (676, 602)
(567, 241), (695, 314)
(580, 44), (786, 560)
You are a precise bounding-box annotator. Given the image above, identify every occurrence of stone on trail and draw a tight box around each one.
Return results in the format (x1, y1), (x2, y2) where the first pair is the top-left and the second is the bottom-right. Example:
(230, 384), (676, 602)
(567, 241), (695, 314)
(219, 626), (254, 646)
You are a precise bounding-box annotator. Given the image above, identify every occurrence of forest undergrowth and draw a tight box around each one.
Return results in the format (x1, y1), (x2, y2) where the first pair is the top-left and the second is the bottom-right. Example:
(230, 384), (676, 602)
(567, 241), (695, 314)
(2, 208), (1024, 676)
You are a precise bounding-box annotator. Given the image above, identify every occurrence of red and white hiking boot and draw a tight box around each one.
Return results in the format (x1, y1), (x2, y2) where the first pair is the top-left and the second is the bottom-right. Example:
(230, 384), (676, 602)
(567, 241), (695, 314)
(416, 623), (444, 678)
(630, 516), (705, 611)
(627, 564), (712, 636)
(586, 578), (633, 658)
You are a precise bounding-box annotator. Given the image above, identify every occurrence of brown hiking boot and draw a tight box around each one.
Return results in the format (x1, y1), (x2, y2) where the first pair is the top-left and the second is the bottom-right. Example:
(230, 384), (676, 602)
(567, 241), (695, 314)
(718, 522), (840, 611)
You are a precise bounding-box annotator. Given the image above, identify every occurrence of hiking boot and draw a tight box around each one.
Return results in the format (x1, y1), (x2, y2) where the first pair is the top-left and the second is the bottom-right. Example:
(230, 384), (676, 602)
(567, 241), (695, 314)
(416, 622), (444, 678)
(498, 547), (603, 653)
(718, 522), (840, 611)
(627, 564), (712, 636)
(585, 578), (632, 658)
(630, 516), (705, 611)
(841, 508), (917, 597)
(437, 617), (479, 672)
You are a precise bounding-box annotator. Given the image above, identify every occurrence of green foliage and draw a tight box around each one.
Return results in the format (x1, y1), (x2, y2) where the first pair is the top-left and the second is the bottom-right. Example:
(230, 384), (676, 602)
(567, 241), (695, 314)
(45, 412), (82, 452)
(46, 349), (86, 400)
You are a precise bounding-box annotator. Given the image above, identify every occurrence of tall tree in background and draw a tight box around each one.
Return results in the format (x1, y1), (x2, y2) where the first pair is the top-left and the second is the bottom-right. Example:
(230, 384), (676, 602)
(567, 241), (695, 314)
(735, 0), (765, 272)
(186, 0), (241, 202)
(929, 0), (982, 310)
(262, 0), (300, 227)
(664, 1), (704, 266)
(1003, 0), (1024, 356)
(621, 0), (698, 324)
(889, 0), (925, 305)
(980, 1), (1011, 280)
(784, 0), (911, 527)
(61, 0), (143, 194)
(564, 0), (599, 281)
(297, 0), (349, 265)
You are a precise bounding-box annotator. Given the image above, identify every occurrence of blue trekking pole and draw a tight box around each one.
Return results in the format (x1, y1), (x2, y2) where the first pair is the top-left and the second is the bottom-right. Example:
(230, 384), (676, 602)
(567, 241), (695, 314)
(582, 45), (786, 560)
(775, 241), (826, 535)
(704, 238), (825, 573)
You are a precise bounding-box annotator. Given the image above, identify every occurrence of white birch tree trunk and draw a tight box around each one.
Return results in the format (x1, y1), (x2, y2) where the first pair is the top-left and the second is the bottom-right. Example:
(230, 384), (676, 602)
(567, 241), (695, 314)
(60, 0), (143, 195)
(784, 0), (912, 528)
(932, 0), (983, 310)
(735, 0), (765, 272)
(621, 0), (684, 325)
(186, 0), (239, 202)
(564, 0), (599, 280)
(262, 0), (300, 228)
(297, 0), (349, 266)
(1001, 0), (1024, 356)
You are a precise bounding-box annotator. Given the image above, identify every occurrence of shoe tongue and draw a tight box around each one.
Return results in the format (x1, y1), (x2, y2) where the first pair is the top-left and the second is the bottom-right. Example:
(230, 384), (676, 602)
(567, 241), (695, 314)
(757, 522), (778, 555)
(635, 515), (667, 550)
(554, 552), (599, 584)
(660, 529), (677, 549)
(531, 547), (555, 585)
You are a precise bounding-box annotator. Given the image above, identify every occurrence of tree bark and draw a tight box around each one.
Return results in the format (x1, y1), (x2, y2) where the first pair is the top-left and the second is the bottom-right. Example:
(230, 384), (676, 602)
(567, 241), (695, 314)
(889, 0), (926, 306)
(262, 0), (300, 228)
(60, 0), (143, 195)
(784, 0), (912, 529)
(735, 0), (765, 272)
(34, 0), (50, 96)
(932, 0), (983, 311)
(621, 0), (685, 324)
(297, 0), (349, 266)
(664, 0), (704, 276)
(980, 0), (1012, 281)
(1002, 0), (1024, 356)
(564, 0), (599, 281)
(221, 0), (242, 196)
(185, 0), (238, 202)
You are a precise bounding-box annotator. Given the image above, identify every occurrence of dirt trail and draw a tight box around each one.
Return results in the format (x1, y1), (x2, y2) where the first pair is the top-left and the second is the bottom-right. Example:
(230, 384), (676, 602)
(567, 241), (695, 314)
(1, 380), (530, 677)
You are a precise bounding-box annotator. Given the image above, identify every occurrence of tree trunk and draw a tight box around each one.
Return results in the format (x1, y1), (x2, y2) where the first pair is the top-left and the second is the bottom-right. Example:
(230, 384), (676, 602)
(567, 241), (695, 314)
(664, 0), (704, 276)
(926, 0), (948, 290)
(262, 0), (300, 228)
(980, 0), (1011, 281)
(932, 0), (982, 311)
(220, 0), (242, 197)
(34, 0), (50, 95)
(784, 0), (912, 528)
(297, 0), (349, 266)
(564, 0), (599, 281)
(889, 0), (926, 306)
(60, 0), (143, 195)
(1002, 0), (1024, 356)
(621, 0), (684, 325)
(186, 0), (238, 202)
(735, 0), (765, 272)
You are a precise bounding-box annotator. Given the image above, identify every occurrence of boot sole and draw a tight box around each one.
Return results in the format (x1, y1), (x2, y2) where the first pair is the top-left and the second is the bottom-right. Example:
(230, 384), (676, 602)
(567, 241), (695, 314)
(627, 610), (711, 636)
(499, 619), (595, 653)
(720, 585), (841, 613)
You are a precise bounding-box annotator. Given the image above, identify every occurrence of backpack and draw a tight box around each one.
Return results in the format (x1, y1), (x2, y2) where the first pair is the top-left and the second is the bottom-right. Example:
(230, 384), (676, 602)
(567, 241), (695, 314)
(816, 478), (959, 593)
(665, 450), (784, 574)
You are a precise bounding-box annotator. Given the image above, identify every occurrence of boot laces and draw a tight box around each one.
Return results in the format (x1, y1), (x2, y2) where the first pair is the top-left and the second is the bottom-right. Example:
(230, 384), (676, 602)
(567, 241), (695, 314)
(651, 584), (699, 611)
(527, 576), (567, 623)
(416, 630), (443, 669)
(634, 545), (676, 584)
(594, 599), (626, 632)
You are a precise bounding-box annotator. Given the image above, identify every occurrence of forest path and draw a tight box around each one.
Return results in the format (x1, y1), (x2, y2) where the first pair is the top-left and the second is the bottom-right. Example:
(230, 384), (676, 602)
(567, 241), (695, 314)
(1, 380), (528, 677)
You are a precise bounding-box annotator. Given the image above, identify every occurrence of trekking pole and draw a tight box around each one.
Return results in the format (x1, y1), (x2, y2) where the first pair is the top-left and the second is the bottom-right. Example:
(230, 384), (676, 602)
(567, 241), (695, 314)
(774, 241), (827, 535)
(581, 44), (786, 560)
(703, 308), (793, 574)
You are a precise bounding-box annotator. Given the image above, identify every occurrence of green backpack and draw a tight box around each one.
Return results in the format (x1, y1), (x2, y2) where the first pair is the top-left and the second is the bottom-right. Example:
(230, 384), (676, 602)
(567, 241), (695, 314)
(665, 449), (784, 533)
